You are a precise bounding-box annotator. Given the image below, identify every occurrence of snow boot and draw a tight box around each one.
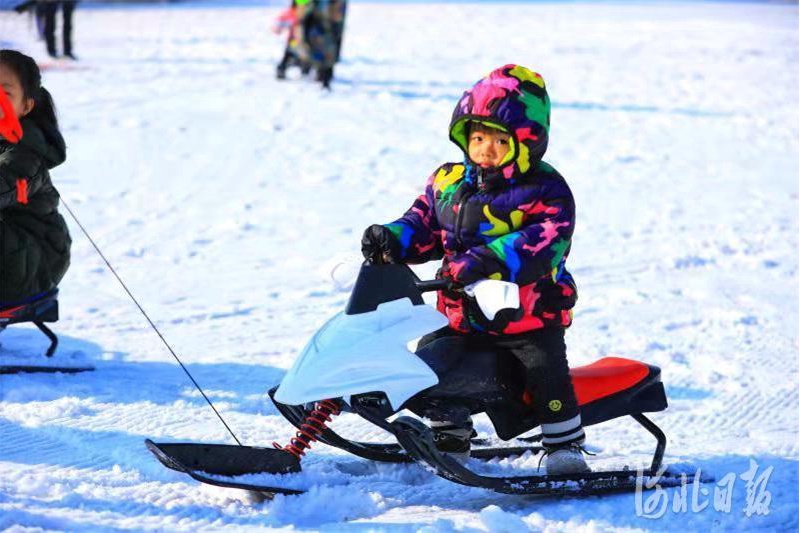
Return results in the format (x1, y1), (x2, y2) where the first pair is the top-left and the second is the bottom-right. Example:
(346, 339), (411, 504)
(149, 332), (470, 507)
(430, 421), (474, 461)
(318, 66), (333, 89)
(276, 53), (291, 80)
(542, 443), (590, 476)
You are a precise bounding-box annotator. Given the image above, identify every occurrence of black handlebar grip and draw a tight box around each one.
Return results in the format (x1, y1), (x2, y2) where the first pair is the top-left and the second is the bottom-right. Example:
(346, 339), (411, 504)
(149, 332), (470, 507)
(415, 279), (451, 293)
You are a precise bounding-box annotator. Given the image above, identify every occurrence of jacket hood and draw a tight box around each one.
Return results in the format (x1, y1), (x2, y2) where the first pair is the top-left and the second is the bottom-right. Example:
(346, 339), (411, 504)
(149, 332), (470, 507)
(18, 117), (66, 170)
(449, 64), (550, 184)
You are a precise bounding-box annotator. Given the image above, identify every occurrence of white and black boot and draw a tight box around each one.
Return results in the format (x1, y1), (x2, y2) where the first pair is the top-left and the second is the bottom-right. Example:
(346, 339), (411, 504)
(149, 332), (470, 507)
(543, 442), (591, 476)
(541, 414), (590, 475)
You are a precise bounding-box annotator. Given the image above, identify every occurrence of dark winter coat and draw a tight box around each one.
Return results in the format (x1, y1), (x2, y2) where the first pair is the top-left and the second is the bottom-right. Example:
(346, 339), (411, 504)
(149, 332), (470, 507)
(0, 117), (71, 303)
(385, 64), (577, 334)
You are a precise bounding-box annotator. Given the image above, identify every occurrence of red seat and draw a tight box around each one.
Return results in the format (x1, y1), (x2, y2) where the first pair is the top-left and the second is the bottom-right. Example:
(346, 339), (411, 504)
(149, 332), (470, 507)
(571, 357), (651, 406)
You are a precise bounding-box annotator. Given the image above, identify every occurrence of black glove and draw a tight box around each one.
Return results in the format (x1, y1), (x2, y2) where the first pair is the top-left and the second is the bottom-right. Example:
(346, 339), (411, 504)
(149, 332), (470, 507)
(436, 266), (462, 293)
(361, 224), (401, 265)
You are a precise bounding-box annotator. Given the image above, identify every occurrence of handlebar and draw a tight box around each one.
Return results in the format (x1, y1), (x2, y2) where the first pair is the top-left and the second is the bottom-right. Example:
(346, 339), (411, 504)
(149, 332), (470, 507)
(362, 258), (455, 293)
(414, 279), (452, 293)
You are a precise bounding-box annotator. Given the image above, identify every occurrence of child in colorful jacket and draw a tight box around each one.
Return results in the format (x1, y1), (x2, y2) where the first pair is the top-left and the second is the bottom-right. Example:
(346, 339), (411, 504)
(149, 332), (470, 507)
(361, 64), (588, 474)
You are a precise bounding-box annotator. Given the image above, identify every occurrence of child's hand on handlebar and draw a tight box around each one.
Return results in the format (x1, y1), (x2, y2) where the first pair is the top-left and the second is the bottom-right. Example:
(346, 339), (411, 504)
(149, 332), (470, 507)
(436, 266), (463, 292)
(361, 224), (401, 265)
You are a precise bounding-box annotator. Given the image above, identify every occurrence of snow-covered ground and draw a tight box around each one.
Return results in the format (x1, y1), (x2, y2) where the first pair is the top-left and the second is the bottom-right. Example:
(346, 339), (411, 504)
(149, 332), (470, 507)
(1, 1), (798, 530)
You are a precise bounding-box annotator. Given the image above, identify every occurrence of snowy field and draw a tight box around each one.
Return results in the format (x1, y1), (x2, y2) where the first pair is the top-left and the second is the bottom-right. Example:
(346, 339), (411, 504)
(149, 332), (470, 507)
(1, 1), (798, 530)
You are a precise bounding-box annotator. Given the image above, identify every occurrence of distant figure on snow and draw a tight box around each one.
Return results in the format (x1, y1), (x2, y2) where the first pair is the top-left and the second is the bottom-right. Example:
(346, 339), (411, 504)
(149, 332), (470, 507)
(40, 1), (78, 60)
(274, 0), (346, 89)
(274, 0), (312, 80)
(0, 49), (71, 303)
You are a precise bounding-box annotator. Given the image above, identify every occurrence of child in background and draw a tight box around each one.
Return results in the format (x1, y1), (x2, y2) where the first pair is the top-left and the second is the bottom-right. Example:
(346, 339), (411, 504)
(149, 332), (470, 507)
(274, 0), (345, 89)
(0, 49), (71, 303)
(274, 0), (311, 80)
(361, 64), (588, 474)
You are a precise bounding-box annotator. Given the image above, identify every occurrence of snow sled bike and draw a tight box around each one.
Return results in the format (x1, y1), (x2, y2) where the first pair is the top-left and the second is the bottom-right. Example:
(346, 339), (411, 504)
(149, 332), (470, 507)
(146, 263), (694, 497)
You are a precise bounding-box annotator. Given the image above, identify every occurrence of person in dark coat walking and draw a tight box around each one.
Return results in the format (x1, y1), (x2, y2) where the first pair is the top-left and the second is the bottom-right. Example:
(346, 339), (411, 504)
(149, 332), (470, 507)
(39, 1), (78, 59)
(0, 49), (71, 303)
(304, 0), (345, 88)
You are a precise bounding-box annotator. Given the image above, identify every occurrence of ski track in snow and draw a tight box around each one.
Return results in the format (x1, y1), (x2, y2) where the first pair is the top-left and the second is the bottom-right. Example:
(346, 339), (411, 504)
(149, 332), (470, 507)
(0, 1), (797, 531)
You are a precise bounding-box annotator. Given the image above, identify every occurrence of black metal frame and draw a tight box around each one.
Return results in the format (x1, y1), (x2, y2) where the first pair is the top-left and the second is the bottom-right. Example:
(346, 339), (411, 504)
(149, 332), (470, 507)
(269, 387), (673, 495)
(268, 387), (545, 464)
(388, 415), (683, 495)
(631, 413), (666, 474)
(0, 289), (59, 357)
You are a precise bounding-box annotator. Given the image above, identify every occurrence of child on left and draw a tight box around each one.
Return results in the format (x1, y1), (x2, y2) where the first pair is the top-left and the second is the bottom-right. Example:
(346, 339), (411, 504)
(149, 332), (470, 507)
(0, 50), (71, 303)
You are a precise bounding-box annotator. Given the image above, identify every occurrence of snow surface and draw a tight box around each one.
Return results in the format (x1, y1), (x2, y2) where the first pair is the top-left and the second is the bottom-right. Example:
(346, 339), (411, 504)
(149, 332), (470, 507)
(1, 1), (798, 530)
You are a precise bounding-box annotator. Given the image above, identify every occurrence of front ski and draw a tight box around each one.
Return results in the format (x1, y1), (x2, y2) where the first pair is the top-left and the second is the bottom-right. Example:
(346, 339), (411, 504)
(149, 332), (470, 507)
(145, 439), (304, 495)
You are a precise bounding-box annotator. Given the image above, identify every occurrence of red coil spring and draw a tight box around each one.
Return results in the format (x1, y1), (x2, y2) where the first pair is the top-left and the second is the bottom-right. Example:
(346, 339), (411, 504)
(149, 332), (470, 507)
(273, 399), (341, 460)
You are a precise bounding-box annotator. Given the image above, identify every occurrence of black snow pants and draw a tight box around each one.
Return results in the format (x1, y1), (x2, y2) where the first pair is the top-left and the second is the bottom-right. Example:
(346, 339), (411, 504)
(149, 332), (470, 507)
(41, 1), (77, 58)
(416, 326), (585, 447)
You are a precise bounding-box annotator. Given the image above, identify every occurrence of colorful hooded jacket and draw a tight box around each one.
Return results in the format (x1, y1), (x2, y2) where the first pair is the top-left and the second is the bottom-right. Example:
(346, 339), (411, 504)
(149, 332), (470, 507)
(385, 64), (577, 334)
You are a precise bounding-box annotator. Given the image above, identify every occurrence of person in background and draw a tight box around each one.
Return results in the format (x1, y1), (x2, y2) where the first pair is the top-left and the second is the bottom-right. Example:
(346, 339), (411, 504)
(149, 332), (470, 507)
(274, 0), (312, 80)
(304, 0), (344, 89)
(274, 0), (345, 89)
(40, 1), (78, 60)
